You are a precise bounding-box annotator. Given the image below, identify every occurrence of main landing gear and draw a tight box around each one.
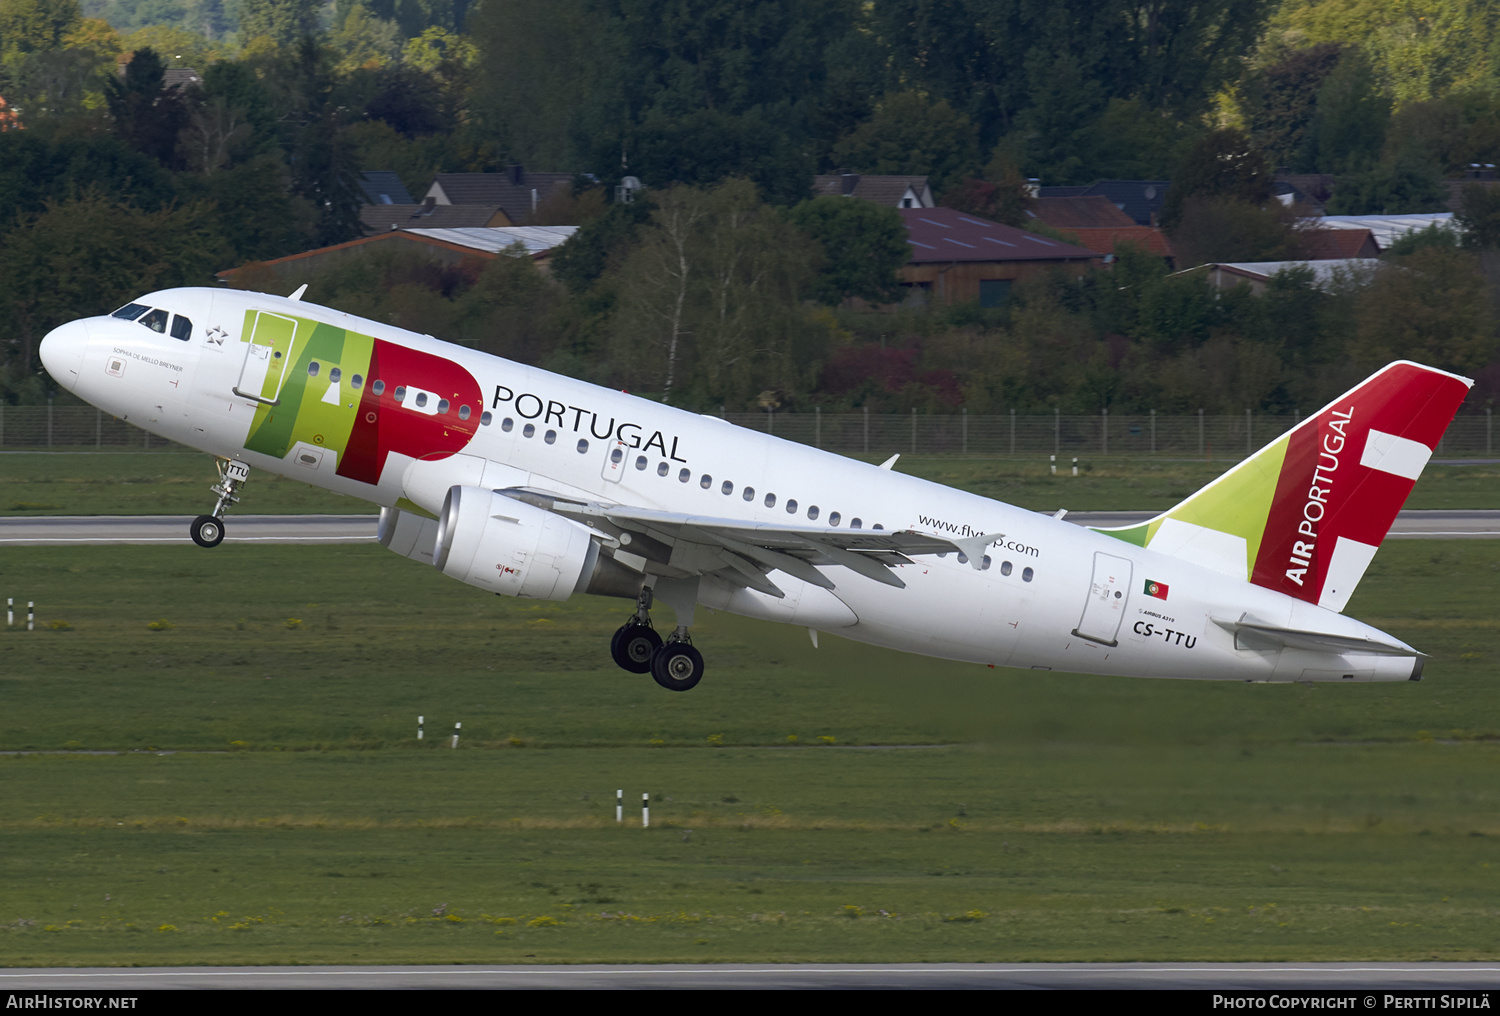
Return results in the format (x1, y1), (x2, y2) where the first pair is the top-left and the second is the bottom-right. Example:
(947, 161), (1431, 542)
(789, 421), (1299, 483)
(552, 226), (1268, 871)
(191, 458), (250, 549)
(610, 587), (706, 691)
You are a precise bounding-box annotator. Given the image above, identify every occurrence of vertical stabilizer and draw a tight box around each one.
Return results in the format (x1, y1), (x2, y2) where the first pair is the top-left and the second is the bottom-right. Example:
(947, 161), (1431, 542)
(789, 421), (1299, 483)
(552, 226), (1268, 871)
(1096, 361), (1472, 611)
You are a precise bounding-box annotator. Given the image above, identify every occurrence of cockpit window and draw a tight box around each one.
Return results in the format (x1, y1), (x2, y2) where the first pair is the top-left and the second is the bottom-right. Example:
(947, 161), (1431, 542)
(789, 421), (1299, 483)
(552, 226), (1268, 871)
(139, 309), (168, 333)
(111, 303), (149, 321)
(169, 315), (192, 341)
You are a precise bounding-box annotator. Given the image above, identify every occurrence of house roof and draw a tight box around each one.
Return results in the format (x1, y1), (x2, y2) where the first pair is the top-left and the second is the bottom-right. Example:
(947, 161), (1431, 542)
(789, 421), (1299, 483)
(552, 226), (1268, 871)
(899, 207), (1102, 263)
(1297, 227), (1379, 260)
(216, 226), (580, 282)
(1309, 213), (1455, 250)
(406, 226), (578, 257)
(360, 171), (415, 206)
(1037, 180), (1170, 226)
(359, 203), (509, 233)
(1029, 195), (1135, 228)
(812, 174), (934, 208)
(1063, 226), (1173, 259)
(1203, 259), (1380, 291)
(426, 170), (575, 224)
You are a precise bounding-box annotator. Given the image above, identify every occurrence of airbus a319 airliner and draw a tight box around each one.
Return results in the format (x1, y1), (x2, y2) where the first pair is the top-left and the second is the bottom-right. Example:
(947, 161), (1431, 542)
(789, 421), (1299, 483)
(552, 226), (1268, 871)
(39, 286), (1472, 691)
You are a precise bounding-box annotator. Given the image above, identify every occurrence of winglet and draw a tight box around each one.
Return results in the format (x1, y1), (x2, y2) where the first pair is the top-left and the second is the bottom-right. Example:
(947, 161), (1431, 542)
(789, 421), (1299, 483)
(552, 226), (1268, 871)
(288, 284), (308, 302)
(1095, 361), (1472, 612)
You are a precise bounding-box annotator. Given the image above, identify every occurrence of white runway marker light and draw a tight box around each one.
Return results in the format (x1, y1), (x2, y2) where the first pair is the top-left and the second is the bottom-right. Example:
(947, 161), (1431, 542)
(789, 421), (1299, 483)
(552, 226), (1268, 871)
(451, 722), (461, 749)
(642, 792), (650, 828)
(28, 601), (34, 631)
(417, 715), (424, 740)
(616, 789), (623, 823)
(7, 597), (12, 627)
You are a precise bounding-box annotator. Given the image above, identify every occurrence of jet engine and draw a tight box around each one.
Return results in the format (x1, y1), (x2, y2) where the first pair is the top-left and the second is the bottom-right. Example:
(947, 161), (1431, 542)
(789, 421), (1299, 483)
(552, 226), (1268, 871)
(430, 485), (644, 601)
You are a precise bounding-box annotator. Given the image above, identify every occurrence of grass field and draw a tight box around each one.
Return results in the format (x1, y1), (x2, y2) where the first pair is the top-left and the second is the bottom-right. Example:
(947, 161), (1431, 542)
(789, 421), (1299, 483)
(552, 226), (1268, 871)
(5, 450), (1500, 515)
(0, 539), (1497, 965)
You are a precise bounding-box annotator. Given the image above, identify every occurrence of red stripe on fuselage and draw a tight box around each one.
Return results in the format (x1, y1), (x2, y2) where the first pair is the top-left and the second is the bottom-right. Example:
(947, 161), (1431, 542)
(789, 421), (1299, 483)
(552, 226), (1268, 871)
(336, 339), (482, 486)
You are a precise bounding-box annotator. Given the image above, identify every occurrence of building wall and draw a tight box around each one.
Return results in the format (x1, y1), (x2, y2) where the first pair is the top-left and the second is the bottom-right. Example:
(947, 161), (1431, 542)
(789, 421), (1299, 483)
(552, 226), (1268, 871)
(897, 259), (1098, 306)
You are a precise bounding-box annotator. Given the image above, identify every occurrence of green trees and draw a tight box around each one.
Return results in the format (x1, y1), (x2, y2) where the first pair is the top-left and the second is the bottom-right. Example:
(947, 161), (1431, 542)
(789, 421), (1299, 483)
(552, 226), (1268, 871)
(607, 180), (826, 407)
(786, 196), (908, 306)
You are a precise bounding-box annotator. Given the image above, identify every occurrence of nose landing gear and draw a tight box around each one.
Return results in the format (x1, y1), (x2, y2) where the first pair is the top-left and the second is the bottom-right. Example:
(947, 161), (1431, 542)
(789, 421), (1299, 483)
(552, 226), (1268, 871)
(608, 585), (707, 691)
(191, 458), (250, 549)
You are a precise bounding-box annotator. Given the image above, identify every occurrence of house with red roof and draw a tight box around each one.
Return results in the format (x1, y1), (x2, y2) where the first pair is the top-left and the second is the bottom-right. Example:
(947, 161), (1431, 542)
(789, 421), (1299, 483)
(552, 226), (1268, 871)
(897, 207), (1103, 307)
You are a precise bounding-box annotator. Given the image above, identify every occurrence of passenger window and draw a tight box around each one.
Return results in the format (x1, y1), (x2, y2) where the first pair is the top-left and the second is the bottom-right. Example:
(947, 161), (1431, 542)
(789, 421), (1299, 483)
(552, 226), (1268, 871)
(611, 447), (624, 464)
(112, 303), (149, 321)
(308, 361), (321, 377)
(373, 380), (386, 395)
(329, 367), (342, 383)
(523, 423), (535, 438)
(394, 385), (406, 401)
(1022, 567), (1034, 582)
(169, 315), (192, 341)
(982, 555), (992, 570)
(873, 524), (884, 530)
(829, 512), (841, 526)
(414, 392), (428, 408)
(850, 518), (862, 529)
(957, 552), (969, 564)
(577, 439), (589, 454)
(544, 429), (556, 444)
(721, 480), (733, 495)
(481, 412), (492, 426)
(438, 399), (449, 414)
(679, 468), (690, 482)
(657, 462), (669, 477)
(807, 506), (820, 520)
(352, 374), (364, 389)
(635, 455), (647, 470)
(700, 474), (712, 489)
(786, 499), (798, 514)
(501, 417), (514, 432)
(139, 309), (168, 332)
(742, 487), (754, 501)
(458, 405), (471, 421)
(1001, 561), (1013, 576)
(764, 493), (776, 508)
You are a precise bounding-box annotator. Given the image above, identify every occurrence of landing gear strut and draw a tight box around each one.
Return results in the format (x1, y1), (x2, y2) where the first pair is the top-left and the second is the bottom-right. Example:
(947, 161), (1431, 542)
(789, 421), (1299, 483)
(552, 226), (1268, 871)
(608, 585), (707, 691)
(191, 458), (249, 549)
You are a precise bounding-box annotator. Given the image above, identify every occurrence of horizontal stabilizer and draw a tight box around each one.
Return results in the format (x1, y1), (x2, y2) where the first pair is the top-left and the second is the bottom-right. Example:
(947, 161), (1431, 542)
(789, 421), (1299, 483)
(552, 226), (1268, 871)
(1212, 615), (1424, 657)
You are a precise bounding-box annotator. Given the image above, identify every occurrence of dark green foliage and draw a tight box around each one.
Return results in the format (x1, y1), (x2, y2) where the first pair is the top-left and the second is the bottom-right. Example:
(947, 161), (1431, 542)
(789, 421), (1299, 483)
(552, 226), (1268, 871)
(104, 47), (190, 168)
(0, 130), (176, 223)
(629, 107), (813, 207)
(1159, 127), (1274, 230)
(1327, 150), (1448, 215)
(1240, 43), (1345, 171)
(832, 91), (979, 195)
(0, 0), (81, 55)
(786, 196), (908, 306)
(1457, 182), (1500, 250)
(550, 200), (654, 297)
(236, 0), (320, 45)
(1169, 196), (1298, 269)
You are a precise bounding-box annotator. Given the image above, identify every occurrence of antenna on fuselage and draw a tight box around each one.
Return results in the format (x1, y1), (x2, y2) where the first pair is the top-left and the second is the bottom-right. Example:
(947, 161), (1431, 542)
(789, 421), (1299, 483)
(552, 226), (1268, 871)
(288, 284), (308, 301)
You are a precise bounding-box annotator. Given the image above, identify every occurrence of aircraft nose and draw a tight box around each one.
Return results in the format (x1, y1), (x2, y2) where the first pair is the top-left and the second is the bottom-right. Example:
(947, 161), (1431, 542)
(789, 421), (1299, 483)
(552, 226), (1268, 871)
(40, 318), (90, 390)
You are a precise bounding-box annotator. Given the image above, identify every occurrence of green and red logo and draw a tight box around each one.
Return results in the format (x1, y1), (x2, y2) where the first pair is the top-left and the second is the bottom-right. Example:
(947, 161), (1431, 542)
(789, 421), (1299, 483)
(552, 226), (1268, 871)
(1144, 579), (1169, 600)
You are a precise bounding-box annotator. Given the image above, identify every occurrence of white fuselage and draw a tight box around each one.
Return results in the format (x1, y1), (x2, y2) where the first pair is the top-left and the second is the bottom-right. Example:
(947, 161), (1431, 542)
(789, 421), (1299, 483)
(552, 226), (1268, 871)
(41, 288), (1422, 683)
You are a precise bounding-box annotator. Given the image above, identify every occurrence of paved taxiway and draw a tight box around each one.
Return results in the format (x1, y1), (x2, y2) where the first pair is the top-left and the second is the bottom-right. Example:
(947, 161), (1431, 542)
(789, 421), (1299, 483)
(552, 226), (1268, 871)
(2, 510), (1499, 546)
(1, 962), (1499, 989)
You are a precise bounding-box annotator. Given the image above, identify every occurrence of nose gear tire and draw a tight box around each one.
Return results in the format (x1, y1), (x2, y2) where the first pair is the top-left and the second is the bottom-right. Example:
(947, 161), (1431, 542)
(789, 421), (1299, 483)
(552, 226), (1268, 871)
(190, 515), (225, 548)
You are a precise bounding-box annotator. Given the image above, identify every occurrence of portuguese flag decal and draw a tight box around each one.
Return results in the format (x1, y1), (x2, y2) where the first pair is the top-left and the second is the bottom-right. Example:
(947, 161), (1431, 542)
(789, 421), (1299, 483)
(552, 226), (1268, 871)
(1144, 579), (1169, 600)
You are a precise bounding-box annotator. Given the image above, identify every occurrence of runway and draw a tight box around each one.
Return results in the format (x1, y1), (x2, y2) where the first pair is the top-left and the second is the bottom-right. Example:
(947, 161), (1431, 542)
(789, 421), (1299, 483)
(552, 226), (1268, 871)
(1, 962), (1499, 989)
(2, 510), (1498, 546)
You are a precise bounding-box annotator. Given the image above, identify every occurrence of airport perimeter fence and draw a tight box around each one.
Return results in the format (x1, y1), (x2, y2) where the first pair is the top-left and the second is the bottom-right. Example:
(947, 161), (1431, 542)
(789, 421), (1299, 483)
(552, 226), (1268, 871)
(1, 404), (1496, 458)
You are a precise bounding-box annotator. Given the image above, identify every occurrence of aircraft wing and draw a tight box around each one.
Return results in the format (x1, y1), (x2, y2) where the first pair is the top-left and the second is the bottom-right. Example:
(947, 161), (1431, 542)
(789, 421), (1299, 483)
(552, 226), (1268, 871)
(500, 488), (990, 597)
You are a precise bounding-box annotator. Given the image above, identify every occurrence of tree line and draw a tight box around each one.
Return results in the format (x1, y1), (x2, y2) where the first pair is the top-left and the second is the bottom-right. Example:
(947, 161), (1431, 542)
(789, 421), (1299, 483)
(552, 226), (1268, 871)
(2, 0), (1500, 413)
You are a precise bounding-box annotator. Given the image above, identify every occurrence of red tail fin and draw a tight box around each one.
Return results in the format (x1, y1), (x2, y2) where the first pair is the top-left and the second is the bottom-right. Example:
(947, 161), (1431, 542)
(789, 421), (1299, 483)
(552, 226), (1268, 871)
(1249, 361), (1471, 611)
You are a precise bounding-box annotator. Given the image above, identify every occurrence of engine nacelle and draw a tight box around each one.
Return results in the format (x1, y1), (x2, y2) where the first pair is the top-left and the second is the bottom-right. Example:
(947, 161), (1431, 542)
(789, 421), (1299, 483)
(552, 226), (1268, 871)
(377, 506), (440, 565)
(434, 485), (601, 600)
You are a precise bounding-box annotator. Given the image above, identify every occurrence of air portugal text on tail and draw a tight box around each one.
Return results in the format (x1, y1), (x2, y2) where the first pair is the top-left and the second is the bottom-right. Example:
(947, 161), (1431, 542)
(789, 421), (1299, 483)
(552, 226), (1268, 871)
(35, 287), (1476, 692)
(1252, 363), (1471, 611)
